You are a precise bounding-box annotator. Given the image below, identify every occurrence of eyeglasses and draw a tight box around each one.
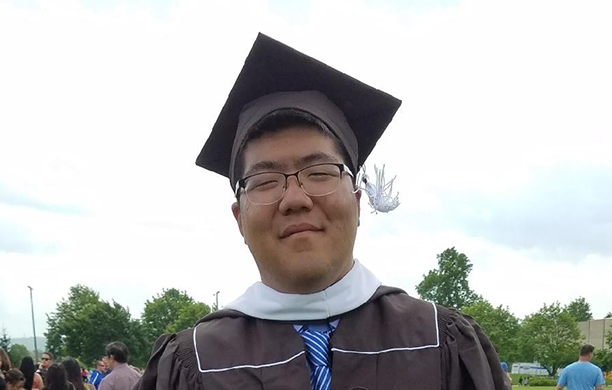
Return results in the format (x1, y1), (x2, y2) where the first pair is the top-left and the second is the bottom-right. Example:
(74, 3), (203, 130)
(235, 163), (354, 205)
(42, 358), (51, 361)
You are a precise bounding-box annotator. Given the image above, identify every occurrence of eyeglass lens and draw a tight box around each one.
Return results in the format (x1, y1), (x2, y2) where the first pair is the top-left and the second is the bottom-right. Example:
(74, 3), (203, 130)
(244, 163), (343, 205)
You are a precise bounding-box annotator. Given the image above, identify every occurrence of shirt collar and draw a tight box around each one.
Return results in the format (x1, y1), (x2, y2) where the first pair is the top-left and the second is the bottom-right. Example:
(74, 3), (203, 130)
(224, 259), (381, 321)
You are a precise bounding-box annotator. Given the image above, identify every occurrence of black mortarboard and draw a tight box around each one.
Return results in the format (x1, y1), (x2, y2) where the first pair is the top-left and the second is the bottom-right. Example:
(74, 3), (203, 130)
(196, 33), (402, 189)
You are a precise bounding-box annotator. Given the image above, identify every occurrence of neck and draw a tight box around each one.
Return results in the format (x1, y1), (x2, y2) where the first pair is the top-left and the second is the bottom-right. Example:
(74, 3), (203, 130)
(261, 258), (354, 294)
(579, 356), (590, 362)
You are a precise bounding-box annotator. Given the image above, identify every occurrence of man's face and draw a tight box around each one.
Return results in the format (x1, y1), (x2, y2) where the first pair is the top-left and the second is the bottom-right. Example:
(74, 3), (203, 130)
(41, 354), (52, 368)
(97, 361), (107, 372)
(105, 355), (116, 370)
(232, 126), (361, 293)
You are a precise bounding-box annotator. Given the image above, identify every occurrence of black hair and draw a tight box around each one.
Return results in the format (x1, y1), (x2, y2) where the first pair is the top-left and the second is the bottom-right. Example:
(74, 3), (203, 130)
(60, 358), (85, 390)
(0, 374), (6, 390)
(233, 108), (354, 189)
(19, 356), (36, 390)
(580, 344), (595, 356)
(105, 342), (129, 364)
(43, 364), (69, 390)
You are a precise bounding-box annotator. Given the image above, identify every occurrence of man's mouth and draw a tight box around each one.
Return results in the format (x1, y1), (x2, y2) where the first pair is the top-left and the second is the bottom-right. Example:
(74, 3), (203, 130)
(280, 223), (322, 238)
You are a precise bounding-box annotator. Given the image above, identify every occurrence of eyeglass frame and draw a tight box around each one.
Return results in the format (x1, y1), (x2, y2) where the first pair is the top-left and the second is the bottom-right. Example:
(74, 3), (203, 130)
(234, 162), (355, 205)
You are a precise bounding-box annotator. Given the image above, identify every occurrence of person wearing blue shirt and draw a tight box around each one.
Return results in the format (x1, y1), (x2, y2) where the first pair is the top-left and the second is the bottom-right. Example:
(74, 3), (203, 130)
(557, 344), (605, 390)
(89, 359), (107, 390)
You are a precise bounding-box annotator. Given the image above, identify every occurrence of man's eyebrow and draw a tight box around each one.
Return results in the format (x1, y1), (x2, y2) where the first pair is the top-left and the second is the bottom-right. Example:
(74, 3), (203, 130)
(297, 152), (340, 166)
(243, 152), (340, 177)
(243, 160), (285, 177)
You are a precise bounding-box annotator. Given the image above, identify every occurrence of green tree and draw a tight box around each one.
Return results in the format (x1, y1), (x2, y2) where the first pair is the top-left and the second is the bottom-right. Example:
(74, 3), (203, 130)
(415, 247), (480, 309)
(142, 288), (195, 343)
(45, 285), (148, 368)
(0, 327), (10, 351)
(565, 297), (592, 322)
(166, 302), (211, 333)
(593, 350), (612, 373)
(462, 300), (520, 363)
(519, 302), (582, 376)
(592, 328), (612, 372)
(605, 311), (612, 319)
(8, 344), (31, 367)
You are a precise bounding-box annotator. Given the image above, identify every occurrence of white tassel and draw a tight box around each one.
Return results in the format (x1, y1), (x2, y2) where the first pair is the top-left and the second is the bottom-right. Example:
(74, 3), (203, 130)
(359, 164), (400, 213)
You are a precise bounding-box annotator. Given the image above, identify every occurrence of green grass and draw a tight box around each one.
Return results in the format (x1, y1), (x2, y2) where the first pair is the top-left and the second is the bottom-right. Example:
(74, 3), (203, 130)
(512, 387), (556, 390)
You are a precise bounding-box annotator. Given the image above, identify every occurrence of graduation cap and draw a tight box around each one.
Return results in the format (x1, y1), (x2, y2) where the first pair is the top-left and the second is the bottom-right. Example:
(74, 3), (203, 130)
(196, 33), (402, 189)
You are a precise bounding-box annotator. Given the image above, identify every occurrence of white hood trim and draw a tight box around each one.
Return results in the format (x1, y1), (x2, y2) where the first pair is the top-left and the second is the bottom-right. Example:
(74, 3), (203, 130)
(224, 259), (381, 321)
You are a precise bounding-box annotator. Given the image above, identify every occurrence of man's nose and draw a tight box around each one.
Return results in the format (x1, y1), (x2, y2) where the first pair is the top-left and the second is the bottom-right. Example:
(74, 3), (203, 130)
(279, 175), (313, 214)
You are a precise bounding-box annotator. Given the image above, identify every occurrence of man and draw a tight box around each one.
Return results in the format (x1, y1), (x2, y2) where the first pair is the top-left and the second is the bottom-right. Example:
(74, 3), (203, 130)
(136, 33), (509, 390)
(557, 344), (605, 390)
(36, 352), (53, 382)
(89, 359), (107, 390)
(99, 342), (141, 390)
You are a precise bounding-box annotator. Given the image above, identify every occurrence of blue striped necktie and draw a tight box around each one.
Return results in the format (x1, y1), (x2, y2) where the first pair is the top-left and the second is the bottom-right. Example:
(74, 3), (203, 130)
(299, 327), (332, 390)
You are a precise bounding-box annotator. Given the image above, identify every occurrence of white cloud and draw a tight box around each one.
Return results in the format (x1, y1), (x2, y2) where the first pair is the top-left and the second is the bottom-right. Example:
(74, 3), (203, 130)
(1, 0), (611, 339)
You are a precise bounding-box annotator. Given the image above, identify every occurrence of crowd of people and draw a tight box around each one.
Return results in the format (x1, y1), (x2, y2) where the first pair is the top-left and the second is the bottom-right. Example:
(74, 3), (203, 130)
(0, 342), (141, 390)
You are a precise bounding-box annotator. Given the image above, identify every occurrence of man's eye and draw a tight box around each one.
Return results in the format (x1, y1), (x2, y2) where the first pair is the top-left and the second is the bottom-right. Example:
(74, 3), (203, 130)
(250, 179), (280, 190)
(307, 171), (334, 179)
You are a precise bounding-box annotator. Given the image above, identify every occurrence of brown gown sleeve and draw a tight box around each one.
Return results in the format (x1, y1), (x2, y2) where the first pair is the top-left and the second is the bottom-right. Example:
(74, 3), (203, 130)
(134, 330), (204, 390)
(438, 306), (512, 390)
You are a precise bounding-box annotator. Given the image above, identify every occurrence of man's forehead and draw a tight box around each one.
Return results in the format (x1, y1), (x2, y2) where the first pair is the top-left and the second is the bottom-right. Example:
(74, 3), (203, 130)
(242, 127), (341, 174)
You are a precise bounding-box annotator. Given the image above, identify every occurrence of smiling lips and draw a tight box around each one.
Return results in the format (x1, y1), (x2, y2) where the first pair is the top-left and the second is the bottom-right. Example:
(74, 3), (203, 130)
(280, 223), (323, 238)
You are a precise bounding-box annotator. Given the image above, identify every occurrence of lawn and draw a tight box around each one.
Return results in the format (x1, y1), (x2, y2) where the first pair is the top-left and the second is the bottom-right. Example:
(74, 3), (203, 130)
(512, 387), (556, 390)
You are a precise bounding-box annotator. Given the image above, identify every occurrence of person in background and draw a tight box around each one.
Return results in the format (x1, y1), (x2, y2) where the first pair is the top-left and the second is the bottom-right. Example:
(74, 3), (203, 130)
(100, 359), (109, 378)
(0, 348), (11, 377)
(1, 374), (7, 390)
(36, 353), (53, 383)
(99, 342), (140, 390)
(500, 361), (513, 387)
(556, 344), (605, 390)
(41, 364), (70, 390)
(4, 369), (25, 390)
(59, 359), (84, 390)
(88, 360), (105, 390)
(19, 357), (43, 390)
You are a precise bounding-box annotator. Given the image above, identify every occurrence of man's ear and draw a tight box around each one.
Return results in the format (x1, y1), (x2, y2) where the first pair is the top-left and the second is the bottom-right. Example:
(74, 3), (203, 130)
(231, 201), (244, 237)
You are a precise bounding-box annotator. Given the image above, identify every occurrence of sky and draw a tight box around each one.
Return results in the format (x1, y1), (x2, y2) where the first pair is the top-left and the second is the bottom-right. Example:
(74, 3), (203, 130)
(0, 0), (611, 341)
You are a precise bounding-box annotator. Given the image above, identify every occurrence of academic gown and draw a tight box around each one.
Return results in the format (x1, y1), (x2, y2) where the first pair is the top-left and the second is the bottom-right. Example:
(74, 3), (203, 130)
(135, 261), (510, 390)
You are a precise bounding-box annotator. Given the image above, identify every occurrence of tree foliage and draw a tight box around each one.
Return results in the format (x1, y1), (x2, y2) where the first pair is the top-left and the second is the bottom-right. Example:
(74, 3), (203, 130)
(8, 344), (31, 367)
(166, 302), (211, 334)
(0, 327), (10, 351)
(593, 350), (612, 373)
(519, 302), (582, 376)
(142, 289), (193, 341)
(416, 247), (480, 309)
(592, 328), (612, 372)
(141, 288), (210, 353)
(565, 297), (593, 322)
(45, 285), (148, 368)
(462, 300), (520, 363)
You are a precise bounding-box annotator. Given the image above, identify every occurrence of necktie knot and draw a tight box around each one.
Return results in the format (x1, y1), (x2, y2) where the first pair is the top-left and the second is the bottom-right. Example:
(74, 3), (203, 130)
(299, 327), (332, 390)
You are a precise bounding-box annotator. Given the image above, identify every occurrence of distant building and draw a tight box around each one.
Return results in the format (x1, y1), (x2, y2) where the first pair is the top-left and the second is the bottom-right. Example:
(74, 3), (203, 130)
(578, 318), (612, 350)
